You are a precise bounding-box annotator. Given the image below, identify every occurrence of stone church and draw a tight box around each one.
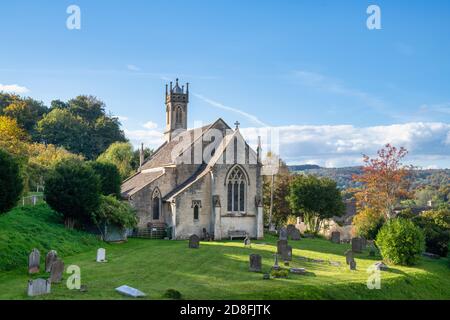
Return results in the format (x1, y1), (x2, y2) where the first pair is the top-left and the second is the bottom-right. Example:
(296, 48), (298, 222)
(121, 79), (264, 240)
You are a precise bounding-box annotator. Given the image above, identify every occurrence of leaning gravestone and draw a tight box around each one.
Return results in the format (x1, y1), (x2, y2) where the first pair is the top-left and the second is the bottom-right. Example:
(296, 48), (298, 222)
(189, 234), (200, 249)
(28, 249), (40, 274)
(331, 231), (341, 244)
(27, 279), (51, 297)
(96, 248), (106, 262)
(351, 237), (363, 253)
(49, 259), (64, 283)
(278, 227), (288, 240)
(280, 245), (292, 261)
(249, 254), (262, 272)
(45, 250), (58, 273)
(345, 249), (354, 265)
(350, 260), (357, 270)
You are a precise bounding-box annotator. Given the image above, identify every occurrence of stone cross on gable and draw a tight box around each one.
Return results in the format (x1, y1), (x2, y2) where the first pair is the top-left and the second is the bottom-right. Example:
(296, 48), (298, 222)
(234, 121), (240, 130)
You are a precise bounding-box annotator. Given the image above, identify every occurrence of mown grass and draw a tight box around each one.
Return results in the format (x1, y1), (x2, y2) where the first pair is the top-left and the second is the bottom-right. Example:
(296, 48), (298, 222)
(0, 204), (100, 271)
(0, 233), (449, 300)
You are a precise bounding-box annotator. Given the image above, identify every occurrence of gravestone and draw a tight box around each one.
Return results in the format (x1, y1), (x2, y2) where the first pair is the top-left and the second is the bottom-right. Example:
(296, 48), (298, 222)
(290, 268), (306, 275)
(244, 236), (251, 247)
(278, 227), (288, 240)
(350, 260), (357, 270)
(277, 240), (288, 254)
(96, 248), (106, 262)
(331, 231), (341, 244)
(290, 228), (301, 241)
(351, 237), (363, 253)
(286, 224), (297, 240)
(272, 254), (280, 270)
(27, 279), (51, 297)
(249, 254), (262, 272)
(345, 250), (354, 265)
(28, 249), (40, 274)
(45, 250), (58, 273)
(115, 285), (146, 298)
(189, 234), (200, 249)
(49, 259), (64, 283)
(280, 245), (293, 261)
(373, 262), (388, 271)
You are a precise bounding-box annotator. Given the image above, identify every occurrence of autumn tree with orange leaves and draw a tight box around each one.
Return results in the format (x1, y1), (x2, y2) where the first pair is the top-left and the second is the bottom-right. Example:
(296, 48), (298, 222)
(353, 144), (412, 220)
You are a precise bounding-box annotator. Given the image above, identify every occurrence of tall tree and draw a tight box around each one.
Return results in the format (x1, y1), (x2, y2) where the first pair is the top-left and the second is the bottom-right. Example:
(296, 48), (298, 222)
(0, 116), (30, 156)
(288, 174), (345, 234)
(97, 142), (134, 180)
(352, 144), (411, 219)
(3, 99), (48, 138)
(0, 149), (23, 214)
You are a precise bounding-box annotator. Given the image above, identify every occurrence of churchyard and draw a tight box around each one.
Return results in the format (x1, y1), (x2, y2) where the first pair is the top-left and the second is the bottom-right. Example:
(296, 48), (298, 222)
(0, 211), (449, 300)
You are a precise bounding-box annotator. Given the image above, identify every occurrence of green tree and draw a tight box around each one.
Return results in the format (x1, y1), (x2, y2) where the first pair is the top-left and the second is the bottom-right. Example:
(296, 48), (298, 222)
(3, 99), (48, 138)
(44, 159), (101, 228)
(97, 142), (134, 180)
(37, 108), (89, 156)
(88, 161), (122, 198)
(0, 149), (23, 213)
(352, 208), (385, 240)
(131, 146), (154, 171)
(92, 195), (138, 229)
(376, 218), (425, 265)
(288, 174), (345, 234)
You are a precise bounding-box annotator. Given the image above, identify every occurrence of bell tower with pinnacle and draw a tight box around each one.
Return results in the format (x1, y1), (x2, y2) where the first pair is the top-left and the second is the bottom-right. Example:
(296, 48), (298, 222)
(164, 78), (189, 142)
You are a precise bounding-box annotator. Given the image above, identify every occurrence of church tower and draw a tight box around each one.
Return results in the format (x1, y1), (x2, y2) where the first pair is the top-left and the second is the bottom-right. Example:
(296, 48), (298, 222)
(164, 78), (189, 142)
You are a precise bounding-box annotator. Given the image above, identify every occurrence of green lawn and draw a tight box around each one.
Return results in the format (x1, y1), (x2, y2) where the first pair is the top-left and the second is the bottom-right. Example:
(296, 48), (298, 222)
(0, 234), (449, 300)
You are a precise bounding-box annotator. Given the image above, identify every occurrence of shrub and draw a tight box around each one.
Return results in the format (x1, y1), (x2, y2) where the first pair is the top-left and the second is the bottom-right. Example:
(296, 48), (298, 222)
(0, 149), (23, 213)
(88, 161), (121, 198)
(413, 209), (450, 257)
(44, 159), (101, 228)
(92, 195), (138, 229)
(163, 289), (182, 300)
(376, 218), (425, 266)
(270, 268), (289, 278)
(352, 208), (385, 240)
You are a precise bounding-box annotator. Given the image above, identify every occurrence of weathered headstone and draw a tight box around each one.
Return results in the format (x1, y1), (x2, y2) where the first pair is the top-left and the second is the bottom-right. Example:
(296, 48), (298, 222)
(45, 250), (58, 273)
(249, 254), (262, 272)
(278, 227), (288, 240)
(115, 285), (146, 298)
(373, 262), (388, 271)
(345, 249), (354, 265)
(350, 260), (357, 270)
(290, 268), (306, 275)
(188, 234), (200, 249)
(277, 240), (288, 254)
(290, 228), (301, 241)
(27, 279), (51, 297)
(96, 248), (106, 262)
(351, 237), (363, 253)
(331, 231), (341, 244)
(244, 236), (251, 247)
(49, 259), (64, 283)
(272, 254), (280, 270)
(28, 249), (40, 274)
(280, 245), (292, 261)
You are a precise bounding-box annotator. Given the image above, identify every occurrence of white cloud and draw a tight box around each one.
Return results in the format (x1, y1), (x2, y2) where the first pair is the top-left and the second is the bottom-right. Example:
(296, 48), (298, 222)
(142, 121), (158, 129)
(126, 64), (140, 72)
(241, 122), (450, 168)
(124, 129), (164, 149)
(116, 116), (129, 122)
(0, 84), (30, 94)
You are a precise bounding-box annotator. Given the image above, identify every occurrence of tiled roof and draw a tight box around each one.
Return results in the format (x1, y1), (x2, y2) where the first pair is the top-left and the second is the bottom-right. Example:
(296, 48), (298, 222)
(121, 169), (164, 198)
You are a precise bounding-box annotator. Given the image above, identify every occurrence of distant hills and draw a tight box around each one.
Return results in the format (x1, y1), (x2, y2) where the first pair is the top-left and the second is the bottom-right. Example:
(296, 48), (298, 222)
(288, 165), (450, 190)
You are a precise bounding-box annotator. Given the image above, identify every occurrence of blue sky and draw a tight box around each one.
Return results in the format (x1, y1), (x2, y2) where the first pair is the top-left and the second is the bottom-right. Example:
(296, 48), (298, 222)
(1, 0), (450, 168)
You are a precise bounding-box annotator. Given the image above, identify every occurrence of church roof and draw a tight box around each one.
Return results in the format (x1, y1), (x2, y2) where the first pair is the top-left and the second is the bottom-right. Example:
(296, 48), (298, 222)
(121, 119), (228, 198)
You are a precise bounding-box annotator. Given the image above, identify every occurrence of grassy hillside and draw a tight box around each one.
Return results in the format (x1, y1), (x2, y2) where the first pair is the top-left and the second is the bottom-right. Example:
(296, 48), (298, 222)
(0, 204), (101, 271)
(0, 235), (449, 300)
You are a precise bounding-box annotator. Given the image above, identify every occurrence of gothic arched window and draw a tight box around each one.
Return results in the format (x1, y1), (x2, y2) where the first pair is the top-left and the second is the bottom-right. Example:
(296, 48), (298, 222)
(175, 106), (182, 125)
(192, 200), (201, 221)
(226, 166), (247, 213)
(152, 189), (161, 220)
